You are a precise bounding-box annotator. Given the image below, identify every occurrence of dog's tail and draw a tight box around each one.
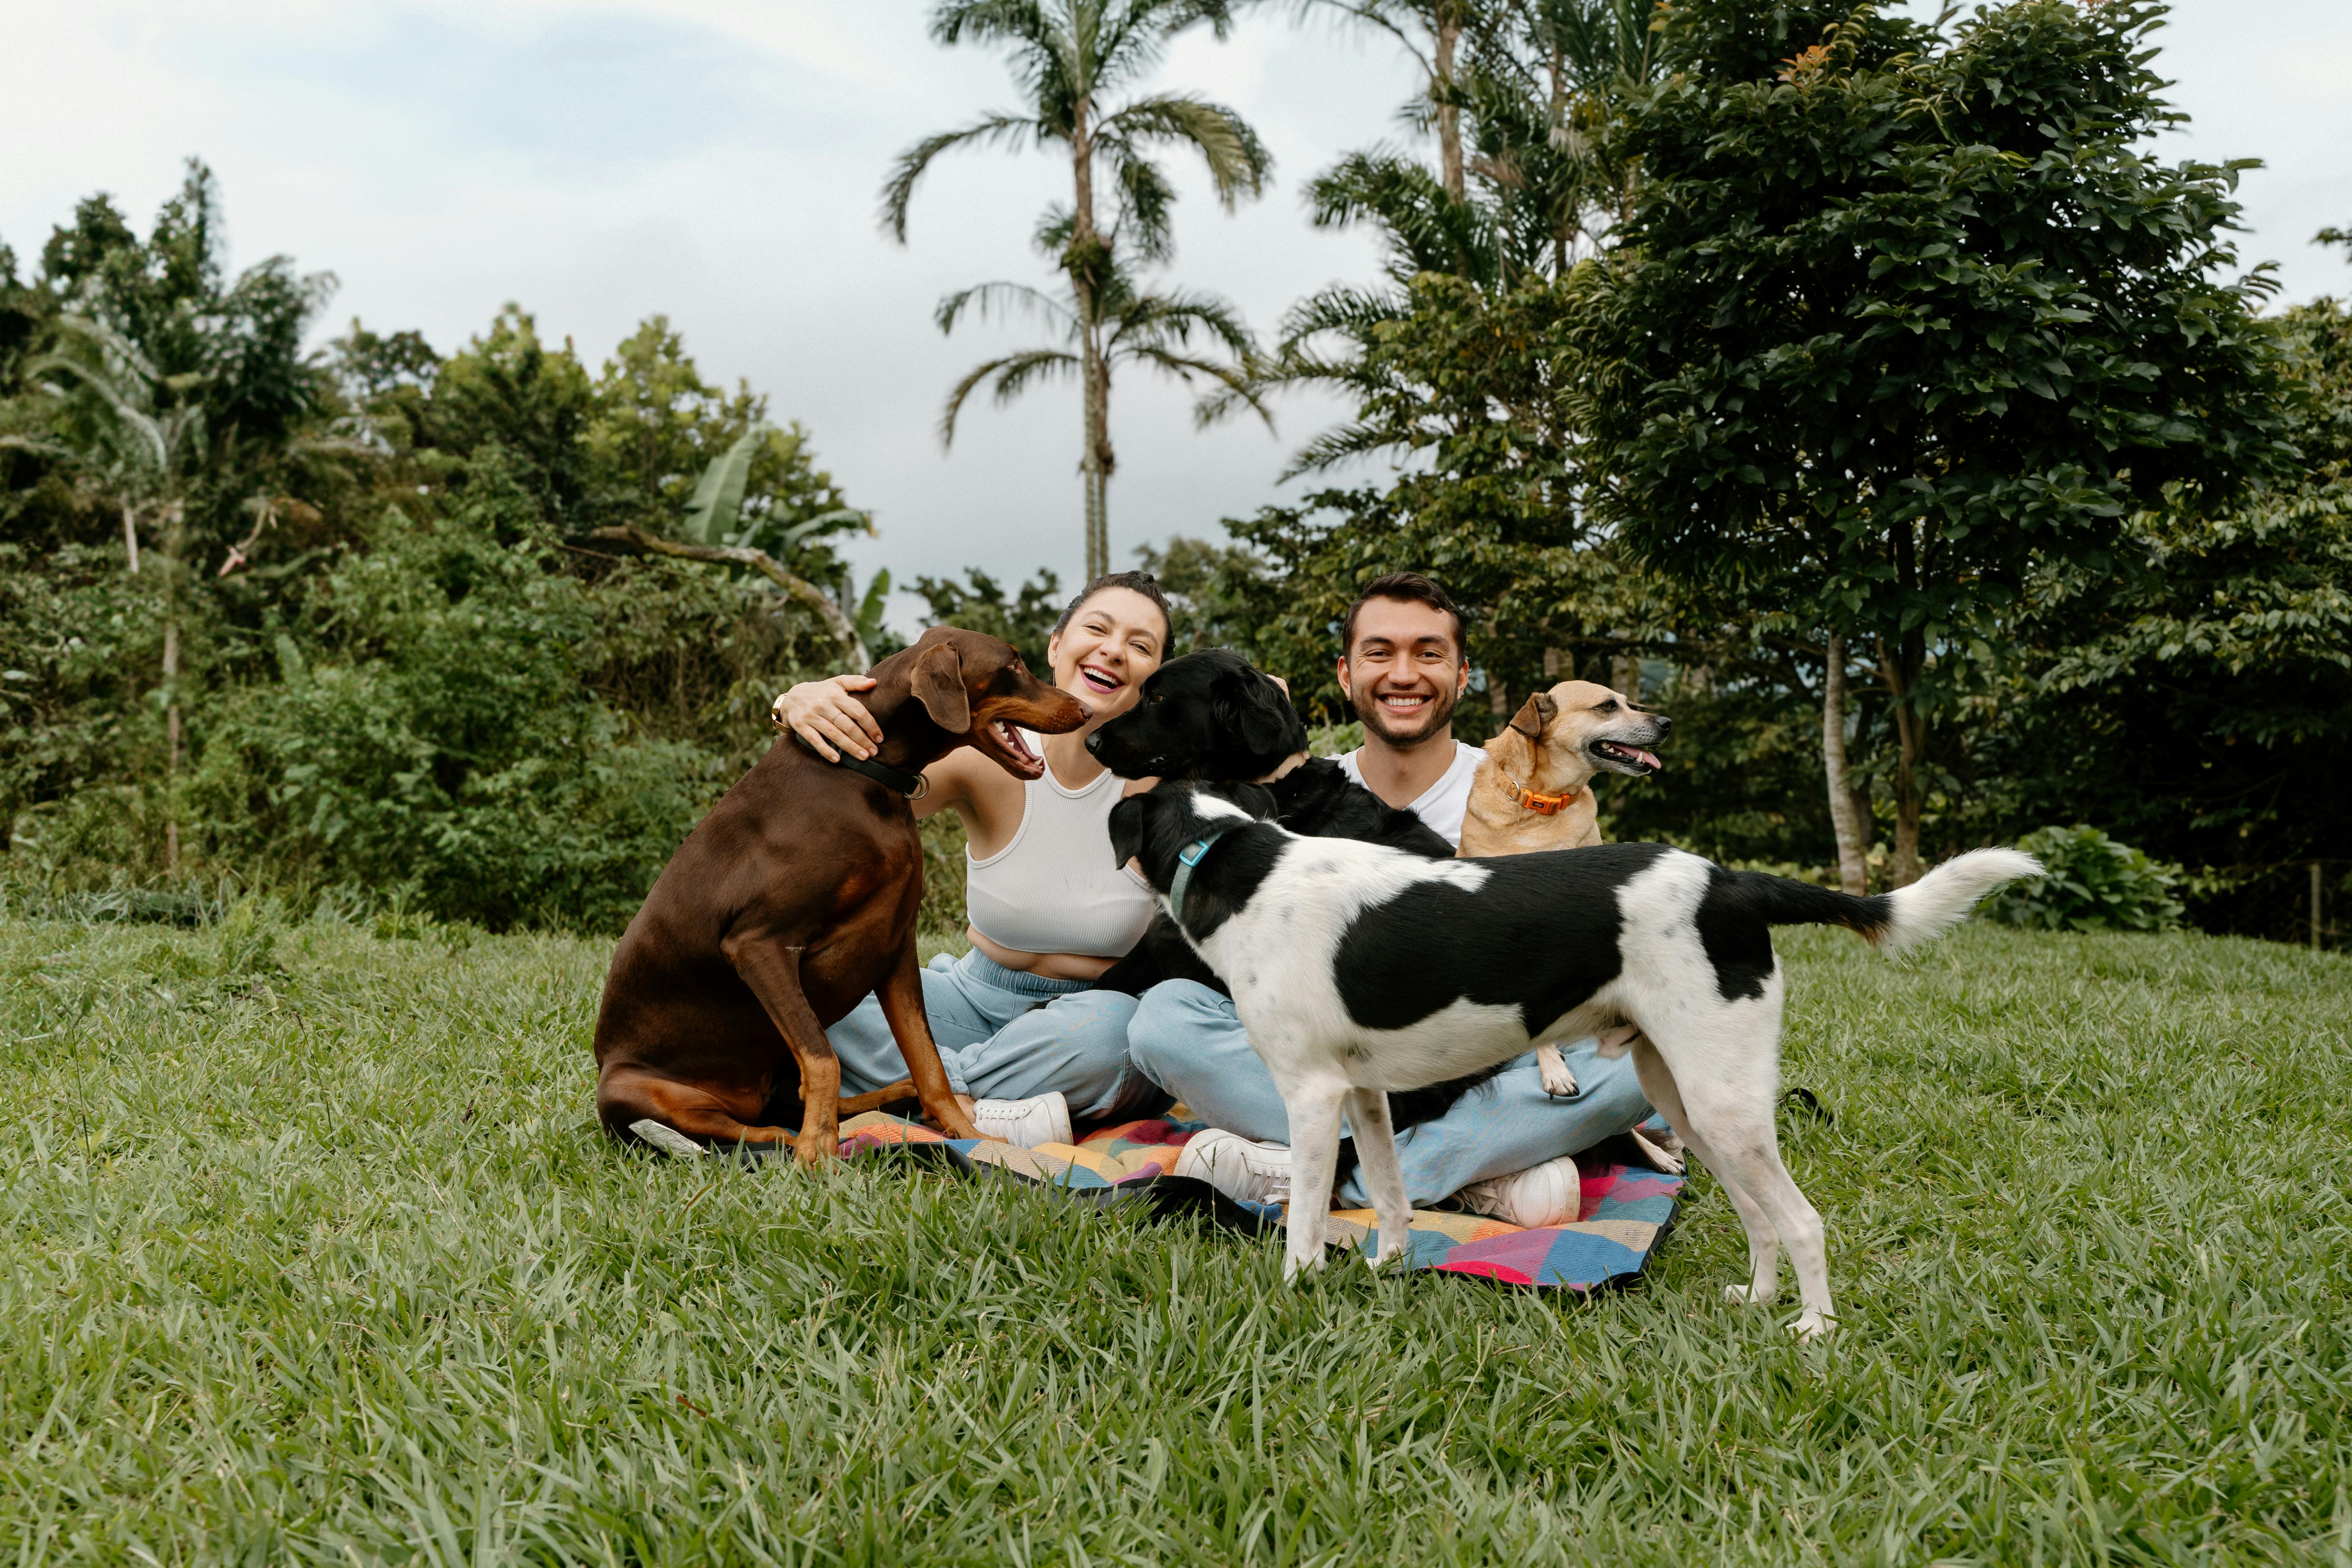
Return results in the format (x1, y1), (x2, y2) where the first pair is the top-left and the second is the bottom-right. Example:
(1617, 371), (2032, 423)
(1728, 848), (2043, 955)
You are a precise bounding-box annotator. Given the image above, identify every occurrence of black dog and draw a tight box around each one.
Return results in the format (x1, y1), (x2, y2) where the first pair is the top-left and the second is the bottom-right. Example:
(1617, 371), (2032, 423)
(1085, 649), (1450, 1001)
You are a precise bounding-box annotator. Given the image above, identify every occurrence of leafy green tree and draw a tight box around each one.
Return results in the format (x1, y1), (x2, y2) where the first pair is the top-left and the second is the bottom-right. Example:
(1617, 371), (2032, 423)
(2, 163), (332, 870)
(907, 565), (1066, 672)
(1566, 0), (2295, 882)
(1983, 297), (2352, 939)
(884, 0), (1273, 578)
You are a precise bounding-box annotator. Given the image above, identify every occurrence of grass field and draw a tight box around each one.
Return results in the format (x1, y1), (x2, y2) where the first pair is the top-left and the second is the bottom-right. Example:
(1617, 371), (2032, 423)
(3, 905), (2348, 1565)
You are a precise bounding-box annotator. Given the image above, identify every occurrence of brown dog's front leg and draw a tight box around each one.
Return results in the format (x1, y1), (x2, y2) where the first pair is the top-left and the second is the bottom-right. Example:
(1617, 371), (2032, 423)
(725, 937), (845, 1167)
(877, 940), (983, 1140)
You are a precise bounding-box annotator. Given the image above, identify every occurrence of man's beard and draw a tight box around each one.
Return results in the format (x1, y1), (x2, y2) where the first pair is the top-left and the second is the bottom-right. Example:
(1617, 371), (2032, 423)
(1352, 680), (1458, 748)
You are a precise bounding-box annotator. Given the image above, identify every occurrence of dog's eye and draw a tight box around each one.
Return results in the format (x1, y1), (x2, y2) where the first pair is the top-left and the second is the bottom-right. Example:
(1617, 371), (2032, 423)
(1596, 700), (1619, 713)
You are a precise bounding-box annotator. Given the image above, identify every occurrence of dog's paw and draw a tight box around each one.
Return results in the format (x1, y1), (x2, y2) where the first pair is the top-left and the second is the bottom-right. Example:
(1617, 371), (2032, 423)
(1723, 1282), (1777, 1306)
(1627, 1125), (1685, 1175)
(1537, 1055), (1581, 1098)
(1791, 1310), (1837, 1341)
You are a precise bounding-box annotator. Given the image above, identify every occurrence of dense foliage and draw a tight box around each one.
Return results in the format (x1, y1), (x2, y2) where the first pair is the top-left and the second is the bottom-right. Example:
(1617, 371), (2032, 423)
(5, 1), (2346, 948)
(1, 164), (876, 930)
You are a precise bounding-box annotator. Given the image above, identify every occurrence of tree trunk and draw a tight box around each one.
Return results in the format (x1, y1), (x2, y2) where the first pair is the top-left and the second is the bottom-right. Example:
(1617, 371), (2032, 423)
(1821, 634), (1868, 895)
(122, 502), (141, 574)
(1071, 92), (1109, 583)
(1881, 519), (1927, 885)
(1547, 39), (1570, 277)
(1435, 6), (1464, 202)
(1083, 345), (1113, 581)
(161, 500), (184, 875)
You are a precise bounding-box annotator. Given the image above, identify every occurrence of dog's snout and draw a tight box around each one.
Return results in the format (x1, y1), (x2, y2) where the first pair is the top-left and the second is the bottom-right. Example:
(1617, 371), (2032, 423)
(1652, 714), (1672, 735)
(1085, 731), (1103, 755)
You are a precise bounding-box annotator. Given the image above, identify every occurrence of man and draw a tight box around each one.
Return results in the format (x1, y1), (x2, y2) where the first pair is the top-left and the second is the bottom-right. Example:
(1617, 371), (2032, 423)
(1125, 572), (1655, 1226)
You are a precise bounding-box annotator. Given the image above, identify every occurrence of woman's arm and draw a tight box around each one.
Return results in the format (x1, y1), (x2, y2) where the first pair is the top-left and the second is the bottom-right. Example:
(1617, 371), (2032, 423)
(771, 674), (974, 821)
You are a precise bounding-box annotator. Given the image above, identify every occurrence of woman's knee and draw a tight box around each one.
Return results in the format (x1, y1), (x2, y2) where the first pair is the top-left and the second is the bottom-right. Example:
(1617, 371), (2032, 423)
(1127, 979), (1239, 1085)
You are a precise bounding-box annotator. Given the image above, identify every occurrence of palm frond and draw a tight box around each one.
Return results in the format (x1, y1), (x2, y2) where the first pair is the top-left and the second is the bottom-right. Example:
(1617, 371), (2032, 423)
(936, 281), (1078, 337)
(940, 349), (1081, 447)
(880, 114), (1054, 241)
(1095, 94), (1273, 209)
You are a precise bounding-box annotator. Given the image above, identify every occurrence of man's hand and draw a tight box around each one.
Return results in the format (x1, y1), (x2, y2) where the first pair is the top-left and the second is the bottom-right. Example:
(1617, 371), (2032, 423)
(773, 674), (882, 762)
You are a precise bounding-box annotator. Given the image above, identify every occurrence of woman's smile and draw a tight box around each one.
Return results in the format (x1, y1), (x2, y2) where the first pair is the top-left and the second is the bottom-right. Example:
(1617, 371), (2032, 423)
(1078, 662), (1123, 696)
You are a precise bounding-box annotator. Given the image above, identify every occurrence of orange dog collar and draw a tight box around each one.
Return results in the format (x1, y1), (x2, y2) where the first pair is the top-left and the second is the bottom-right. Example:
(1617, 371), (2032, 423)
(1500, 775), (1582, 815)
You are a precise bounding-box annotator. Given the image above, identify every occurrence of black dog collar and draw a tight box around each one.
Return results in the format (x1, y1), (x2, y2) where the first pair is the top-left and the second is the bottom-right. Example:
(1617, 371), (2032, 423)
(793, 732), (928, 799)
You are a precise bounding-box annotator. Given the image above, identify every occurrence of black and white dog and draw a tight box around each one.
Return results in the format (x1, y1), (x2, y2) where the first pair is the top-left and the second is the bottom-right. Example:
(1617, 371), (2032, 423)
(1109, 781), (2041, 1338)
(1085, 649), (1449, 1002)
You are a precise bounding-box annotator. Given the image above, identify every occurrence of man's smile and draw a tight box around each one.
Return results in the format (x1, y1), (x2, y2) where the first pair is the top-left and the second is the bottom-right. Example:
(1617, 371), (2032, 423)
(1376, 690), (1431, 713)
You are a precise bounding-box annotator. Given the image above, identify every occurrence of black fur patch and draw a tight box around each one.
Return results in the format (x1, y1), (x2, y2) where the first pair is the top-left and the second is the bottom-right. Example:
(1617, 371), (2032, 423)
(1696, 870), (1893, 1000)
(1268, 757), (1454, 858)
(1329, 844), (1671, 1037)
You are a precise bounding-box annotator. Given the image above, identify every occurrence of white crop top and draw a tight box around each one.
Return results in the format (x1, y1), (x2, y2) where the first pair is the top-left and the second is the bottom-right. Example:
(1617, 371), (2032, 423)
(964, 753), (1157, 959)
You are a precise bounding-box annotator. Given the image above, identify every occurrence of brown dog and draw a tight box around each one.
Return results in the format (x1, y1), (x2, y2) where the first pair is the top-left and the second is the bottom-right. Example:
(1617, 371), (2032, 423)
(593, 627), (1086, 1166)
(1457, 680), (1669, 859)
(1458, 680), (1679, 1156)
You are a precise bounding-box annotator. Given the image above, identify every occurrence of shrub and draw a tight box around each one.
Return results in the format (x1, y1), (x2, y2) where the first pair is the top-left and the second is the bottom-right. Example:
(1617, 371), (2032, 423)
(1985, 825), (2184, 934)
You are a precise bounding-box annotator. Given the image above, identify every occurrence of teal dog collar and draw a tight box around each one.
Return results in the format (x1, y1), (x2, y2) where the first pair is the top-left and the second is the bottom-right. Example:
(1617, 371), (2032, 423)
(1164, 826), (1237, 927)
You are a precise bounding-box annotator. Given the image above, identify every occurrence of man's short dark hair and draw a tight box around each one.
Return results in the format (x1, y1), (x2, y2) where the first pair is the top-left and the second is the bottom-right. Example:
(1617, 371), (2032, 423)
(1053, 570), (1175, 652)
(1341, 572), (1467, 659)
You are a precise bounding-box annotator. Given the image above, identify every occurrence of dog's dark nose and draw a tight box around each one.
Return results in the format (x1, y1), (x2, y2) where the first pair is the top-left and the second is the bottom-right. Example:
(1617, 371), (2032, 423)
(1653, 715), (1672, 734)
(1085, 731), (1103, 755)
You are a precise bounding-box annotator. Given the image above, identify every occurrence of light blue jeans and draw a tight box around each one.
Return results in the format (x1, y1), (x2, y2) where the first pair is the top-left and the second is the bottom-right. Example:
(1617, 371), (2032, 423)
(1127, 980), (1654, 1208)
(826, 950), (1148, 1122)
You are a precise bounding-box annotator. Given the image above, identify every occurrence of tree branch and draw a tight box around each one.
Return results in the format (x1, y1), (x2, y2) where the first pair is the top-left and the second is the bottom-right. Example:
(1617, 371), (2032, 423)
(589, 525), (873, 673)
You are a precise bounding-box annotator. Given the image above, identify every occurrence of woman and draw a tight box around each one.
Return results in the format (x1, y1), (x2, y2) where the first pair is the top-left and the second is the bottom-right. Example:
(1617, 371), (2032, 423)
(770, 571), (1171, 1147)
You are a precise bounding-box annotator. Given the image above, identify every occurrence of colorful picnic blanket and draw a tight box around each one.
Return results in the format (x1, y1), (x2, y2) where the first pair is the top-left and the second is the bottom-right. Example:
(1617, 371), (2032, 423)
(832, 1109), (1684, 1292)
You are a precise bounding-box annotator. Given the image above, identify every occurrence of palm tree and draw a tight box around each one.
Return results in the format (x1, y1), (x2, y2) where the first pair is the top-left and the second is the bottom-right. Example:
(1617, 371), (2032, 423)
(935, 245), (1270, 511)
(1214, 0), (1664, 473)
(883, 0), (1274, 579)
(13, 316), (209, 870)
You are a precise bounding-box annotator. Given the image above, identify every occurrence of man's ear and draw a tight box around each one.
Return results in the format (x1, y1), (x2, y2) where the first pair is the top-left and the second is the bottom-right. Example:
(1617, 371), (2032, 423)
(1508, 691), (1557, 740)
(912, 641), (971, 733)
(1108, 795), (1147, 870)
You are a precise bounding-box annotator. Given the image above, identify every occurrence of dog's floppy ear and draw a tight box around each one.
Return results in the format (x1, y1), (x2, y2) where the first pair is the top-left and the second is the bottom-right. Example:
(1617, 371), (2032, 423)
(1237, 679), (1302, 758)
(1108, 795), (1149, 873)
(1508, 690), (1557, 740)
(911, 640), (971, 733)
(1218, 668), (1303, 759)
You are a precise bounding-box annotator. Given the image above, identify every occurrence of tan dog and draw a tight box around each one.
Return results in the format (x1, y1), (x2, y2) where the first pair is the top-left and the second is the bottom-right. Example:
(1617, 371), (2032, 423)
(1459, 680), (1683, 1169)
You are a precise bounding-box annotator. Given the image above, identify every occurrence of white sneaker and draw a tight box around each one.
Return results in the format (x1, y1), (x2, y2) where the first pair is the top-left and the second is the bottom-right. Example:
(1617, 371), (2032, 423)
(1455, 1152), (1583, 1228)
(969, 1091), (1072, 1148)
(1174, 1128), (1292, 1207)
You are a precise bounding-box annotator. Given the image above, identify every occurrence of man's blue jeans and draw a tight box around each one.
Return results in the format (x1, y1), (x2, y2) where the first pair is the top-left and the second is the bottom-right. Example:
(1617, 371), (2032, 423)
(1127, 979), (1653, 1207)
(826, 950), (1149, 1122)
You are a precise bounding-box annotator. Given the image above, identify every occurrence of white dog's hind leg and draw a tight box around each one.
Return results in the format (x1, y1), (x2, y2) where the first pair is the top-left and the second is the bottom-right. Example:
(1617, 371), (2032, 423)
(1534, 1042), (1580, 1097)
(1278, 1079), (1348, 1282)
(1669, 1066), (1836, 1339)
(1345, 1087), (1412, 1268)
(1631, 1036), (1781, 1307)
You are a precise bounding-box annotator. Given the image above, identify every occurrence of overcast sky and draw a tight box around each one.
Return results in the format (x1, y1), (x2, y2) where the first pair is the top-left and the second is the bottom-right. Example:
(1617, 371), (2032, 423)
(5, 1), (2348, 632)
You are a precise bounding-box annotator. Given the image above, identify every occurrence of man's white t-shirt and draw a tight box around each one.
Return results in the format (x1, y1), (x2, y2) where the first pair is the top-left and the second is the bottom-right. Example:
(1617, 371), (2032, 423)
(1337, 740), (1485, 850)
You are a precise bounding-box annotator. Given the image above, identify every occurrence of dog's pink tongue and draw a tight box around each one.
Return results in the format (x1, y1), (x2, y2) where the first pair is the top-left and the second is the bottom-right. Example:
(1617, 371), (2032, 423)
(1635, 749), (1661, 770)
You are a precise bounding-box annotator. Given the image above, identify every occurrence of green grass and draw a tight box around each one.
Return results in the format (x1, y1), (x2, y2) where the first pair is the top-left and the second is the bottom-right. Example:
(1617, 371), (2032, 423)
(2, 907), (2348, 1565)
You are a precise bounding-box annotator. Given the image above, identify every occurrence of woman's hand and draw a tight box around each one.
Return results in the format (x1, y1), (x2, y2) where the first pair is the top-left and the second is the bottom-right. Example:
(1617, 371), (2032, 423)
(772, 674), (882, 762)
